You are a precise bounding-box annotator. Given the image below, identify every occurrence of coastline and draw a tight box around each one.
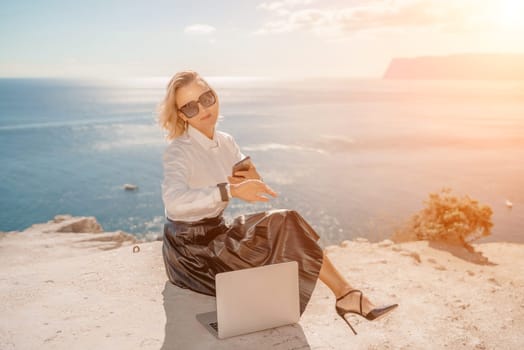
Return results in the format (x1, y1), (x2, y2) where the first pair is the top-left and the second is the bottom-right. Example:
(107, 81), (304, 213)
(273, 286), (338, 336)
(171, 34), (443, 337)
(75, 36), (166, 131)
(1, 215), (523, 349)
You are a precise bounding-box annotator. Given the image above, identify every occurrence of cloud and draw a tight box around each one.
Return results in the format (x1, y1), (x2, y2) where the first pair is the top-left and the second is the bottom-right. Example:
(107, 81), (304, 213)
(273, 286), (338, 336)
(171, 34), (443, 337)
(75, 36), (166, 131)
(257, 0), (316, 16)
(254, 0), (497, 37)
(255, 8), (331, 35)
(184, 24), (216, 35)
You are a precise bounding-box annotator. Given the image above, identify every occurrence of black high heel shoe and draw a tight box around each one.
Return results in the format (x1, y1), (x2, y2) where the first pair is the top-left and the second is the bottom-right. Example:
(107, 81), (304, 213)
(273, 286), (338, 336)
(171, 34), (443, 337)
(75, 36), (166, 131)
(335, 289), (398, 335)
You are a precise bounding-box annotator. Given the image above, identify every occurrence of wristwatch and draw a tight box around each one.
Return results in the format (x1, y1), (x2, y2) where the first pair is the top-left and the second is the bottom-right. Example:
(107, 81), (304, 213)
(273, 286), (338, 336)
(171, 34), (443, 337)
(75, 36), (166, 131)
(217, 182), (231, 201)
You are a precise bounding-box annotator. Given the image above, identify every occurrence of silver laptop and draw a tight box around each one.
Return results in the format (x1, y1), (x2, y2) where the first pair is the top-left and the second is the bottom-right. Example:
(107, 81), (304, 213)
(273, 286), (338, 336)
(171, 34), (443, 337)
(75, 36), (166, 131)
(195, 260), (300, 339)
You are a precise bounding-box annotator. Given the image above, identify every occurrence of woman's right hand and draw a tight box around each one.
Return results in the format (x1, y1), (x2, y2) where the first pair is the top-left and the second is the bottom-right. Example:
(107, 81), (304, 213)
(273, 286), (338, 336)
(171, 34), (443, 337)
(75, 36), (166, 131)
(230, 179), (278, 203)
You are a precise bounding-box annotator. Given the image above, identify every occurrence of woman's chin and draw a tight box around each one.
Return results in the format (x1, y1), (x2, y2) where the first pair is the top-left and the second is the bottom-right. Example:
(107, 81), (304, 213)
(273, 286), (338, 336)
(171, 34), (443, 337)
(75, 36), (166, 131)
(204, 116), (218, 125)
(200, 112), (216, 122)
(193, 118), (217, 131)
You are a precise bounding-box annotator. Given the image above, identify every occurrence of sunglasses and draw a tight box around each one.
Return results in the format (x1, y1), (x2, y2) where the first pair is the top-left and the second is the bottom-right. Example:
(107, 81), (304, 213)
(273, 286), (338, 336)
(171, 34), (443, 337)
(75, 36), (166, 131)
(177, 90), (217, 118)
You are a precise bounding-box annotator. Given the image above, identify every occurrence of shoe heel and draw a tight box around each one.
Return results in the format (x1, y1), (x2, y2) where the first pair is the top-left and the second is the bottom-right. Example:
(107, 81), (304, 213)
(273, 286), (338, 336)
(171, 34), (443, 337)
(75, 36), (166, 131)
(337, 312), (358, 335)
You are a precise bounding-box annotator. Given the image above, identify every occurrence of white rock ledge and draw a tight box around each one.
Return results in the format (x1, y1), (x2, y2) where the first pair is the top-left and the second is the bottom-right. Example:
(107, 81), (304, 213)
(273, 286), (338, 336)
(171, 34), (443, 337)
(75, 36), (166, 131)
(1, 215), (523, 349)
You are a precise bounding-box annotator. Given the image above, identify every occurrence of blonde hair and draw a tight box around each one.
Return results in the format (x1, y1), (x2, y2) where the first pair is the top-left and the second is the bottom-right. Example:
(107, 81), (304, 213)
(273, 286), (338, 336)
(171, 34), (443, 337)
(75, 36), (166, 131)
(156, 70), (212, 142)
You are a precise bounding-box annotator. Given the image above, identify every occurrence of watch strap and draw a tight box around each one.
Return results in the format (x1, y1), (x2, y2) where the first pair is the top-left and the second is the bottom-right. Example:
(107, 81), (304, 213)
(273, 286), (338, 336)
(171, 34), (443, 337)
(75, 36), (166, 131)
(217, 182), (229, 202)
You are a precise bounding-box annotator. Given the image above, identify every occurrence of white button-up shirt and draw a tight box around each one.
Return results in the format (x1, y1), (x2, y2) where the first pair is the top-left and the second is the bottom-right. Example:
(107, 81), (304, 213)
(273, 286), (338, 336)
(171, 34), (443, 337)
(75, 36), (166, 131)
(161, 123), (246, 222)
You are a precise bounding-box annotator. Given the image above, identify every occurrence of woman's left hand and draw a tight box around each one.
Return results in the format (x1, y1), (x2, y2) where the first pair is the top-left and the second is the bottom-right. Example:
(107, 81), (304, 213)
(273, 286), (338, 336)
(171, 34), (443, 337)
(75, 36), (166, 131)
(228, 175), (245, 184)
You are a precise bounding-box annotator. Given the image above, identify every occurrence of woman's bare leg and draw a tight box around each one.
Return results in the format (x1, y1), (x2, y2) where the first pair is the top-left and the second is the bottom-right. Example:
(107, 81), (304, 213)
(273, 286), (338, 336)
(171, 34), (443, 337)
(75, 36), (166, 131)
(318, 250), (375, 314)
(318, 250), (353, 298)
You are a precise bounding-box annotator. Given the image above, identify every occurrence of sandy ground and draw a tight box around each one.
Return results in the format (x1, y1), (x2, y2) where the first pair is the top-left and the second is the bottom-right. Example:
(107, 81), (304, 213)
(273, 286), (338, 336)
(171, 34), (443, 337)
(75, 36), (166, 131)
(1, 215), (523, 349)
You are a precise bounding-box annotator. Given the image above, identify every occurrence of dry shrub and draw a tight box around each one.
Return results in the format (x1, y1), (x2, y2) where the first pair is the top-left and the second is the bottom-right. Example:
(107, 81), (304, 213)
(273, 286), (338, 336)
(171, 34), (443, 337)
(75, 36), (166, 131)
(392, 187), (493, 247)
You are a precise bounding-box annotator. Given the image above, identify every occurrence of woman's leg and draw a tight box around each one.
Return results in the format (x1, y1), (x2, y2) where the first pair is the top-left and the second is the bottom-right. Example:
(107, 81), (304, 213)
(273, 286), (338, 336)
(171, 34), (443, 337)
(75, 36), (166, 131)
(318, 250), (353, 298)
(318, 249), (376, 314)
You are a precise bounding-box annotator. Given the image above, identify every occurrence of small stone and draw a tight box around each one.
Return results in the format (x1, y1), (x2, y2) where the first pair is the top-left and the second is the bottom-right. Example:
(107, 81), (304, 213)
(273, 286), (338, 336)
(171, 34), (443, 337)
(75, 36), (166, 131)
(354, 237), (369, 243)
(400, 250), (421, 263)
(474, 343), (487, 350)
(339, 240), (352, 248)
(53, 214), (73, 223)
(378, 239), (394, 247)
(487, 277), (501, 286)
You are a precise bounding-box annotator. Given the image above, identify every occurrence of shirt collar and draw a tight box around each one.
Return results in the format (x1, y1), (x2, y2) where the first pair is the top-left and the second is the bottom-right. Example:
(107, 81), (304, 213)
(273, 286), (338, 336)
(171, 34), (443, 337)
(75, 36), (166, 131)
(187, 124), (220, 150)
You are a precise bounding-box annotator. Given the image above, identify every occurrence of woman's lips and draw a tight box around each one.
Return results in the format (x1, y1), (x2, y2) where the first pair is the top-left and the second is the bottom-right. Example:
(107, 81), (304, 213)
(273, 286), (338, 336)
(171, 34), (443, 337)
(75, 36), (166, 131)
(201, 113), (212, 120)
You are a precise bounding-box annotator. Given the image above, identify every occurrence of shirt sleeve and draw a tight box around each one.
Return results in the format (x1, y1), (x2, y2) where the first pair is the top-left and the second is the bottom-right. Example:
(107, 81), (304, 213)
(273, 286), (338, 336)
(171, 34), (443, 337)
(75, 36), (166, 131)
(230, 135), (247, 163)
(161, 144), (222, 220)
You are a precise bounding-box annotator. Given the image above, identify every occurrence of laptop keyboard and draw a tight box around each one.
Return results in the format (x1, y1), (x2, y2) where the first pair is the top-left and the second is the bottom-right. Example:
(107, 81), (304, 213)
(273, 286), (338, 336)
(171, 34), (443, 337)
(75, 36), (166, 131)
(209, 321), (218, 332)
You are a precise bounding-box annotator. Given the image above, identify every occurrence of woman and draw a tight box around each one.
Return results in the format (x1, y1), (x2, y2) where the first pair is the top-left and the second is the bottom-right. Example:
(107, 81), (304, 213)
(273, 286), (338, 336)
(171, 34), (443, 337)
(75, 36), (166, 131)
(156, 70), (398, 335)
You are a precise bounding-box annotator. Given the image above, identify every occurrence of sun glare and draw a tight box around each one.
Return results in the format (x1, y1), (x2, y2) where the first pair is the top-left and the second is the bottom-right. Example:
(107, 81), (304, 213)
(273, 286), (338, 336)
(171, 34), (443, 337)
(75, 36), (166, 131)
(498, 0), (524, 29)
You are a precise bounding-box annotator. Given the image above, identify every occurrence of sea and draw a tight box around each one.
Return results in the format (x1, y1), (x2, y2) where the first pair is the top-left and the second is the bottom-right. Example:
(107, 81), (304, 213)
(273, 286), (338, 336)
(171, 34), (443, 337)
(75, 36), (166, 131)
(1, 76), (523, 246)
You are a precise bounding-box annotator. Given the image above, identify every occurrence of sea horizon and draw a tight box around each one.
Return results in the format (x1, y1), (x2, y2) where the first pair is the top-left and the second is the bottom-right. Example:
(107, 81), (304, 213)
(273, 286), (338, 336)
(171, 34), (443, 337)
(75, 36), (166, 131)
(1, 76), (523, 247)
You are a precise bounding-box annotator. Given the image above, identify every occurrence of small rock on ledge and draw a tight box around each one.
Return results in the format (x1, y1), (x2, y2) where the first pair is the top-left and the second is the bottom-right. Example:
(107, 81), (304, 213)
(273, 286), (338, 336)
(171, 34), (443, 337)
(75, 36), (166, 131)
(378, 239), (395, 247)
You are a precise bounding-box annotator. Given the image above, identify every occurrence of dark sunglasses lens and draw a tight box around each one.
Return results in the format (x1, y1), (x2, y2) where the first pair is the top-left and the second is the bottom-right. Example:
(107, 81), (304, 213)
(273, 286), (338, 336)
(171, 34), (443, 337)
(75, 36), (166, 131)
(199, 91), (216, 107)
(180, 102), (199, 118)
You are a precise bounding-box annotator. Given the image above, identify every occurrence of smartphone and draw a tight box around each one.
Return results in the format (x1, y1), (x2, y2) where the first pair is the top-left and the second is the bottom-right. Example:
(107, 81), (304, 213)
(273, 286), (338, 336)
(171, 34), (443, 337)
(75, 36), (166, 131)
(232, 156), (252, 175)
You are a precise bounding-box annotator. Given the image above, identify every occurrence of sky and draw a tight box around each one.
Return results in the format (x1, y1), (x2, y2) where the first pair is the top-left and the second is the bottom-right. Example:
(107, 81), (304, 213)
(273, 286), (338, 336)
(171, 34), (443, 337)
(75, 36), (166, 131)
(1, 0), (524, 78)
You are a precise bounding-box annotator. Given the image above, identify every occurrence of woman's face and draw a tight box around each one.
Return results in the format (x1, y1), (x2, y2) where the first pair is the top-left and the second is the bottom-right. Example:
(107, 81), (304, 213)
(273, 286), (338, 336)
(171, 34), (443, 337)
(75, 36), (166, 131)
(175, 78), (219, 137)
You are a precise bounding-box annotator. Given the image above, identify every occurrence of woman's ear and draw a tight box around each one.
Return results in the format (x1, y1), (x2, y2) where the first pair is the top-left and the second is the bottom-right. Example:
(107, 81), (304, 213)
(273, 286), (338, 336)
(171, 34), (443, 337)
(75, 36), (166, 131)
(177, 111), (187, 123)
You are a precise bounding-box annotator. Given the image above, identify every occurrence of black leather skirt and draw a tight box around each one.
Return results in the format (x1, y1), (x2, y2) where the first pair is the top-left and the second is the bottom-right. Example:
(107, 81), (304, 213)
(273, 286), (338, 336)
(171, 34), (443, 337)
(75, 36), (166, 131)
(162, 208), (324, 316)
